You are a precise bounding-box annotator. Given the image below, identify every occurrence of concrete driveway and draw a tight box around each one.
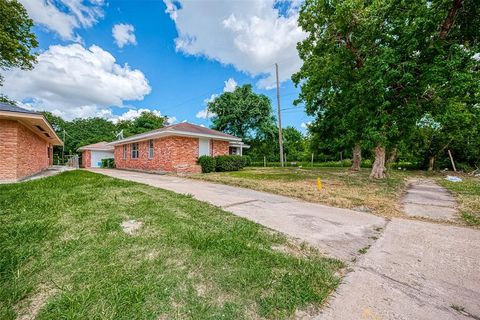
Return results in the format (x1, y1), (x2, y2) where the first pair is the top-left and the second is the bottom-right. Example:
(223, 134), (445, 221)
(89, 168), (385, 261)
(89, 169), (480, 320)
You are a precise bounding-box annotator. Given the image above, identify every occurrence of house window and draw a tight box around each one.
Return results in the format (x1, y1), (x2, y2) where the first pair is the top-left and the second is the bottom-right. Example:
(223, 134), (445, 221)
(148, 140), (154, 159)
(131, 143), (139, 159)
(123, 145), (127, 159)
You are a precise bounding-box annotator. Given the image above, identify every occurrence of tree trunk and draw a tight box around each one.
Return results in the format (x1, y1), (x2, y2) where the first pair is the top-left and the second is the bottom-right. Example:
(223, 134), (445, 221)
(370, 145), (387, 179)
(350, 143), (362, 171)
(428, 155), (435, 171)
(386, 148), (397, 164)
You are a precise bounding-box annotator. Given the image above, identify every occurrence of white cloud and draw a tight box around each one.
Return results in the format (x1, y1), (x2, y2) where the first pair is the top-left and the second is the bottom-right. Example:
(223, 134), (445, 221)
(195, 108), (215, 119)
(112, 23), (137, 48)
(223, 78), (237, 92)
(3, 43), (151, 120)
(196, 77), (238, 119)
(301, 121), (311, 129)
(19, 0), (104, 41)
(163, 0), (306, 89)
(115, 108), (162, 122)
(109, 108), (176, 125)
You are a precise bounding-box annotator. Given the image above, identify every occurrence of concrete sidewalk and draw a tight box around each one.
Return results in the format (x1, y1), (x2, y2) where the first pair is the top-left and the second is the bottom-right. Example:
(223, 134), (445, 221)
(402, 179), (458, 220)
(88, 169), (480, 320)
(320, 219), (480, 320)
(88, 168), (385, 261)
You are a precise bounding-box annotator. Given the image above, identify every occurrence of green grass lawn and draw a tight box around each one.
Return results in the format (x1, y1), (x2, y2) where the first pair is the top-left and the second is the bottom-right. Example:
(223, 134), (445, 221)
(438, 178), (480, 226)
(0, 171), (342, 319)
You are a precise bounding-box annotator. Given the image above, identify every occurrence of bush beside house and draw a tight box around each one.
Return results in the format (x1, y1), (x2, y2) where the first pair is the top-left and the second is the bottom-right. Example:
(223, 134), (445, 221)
(198, 155), (216, 173)
(198, 155), (246, 173)
(101, 158), (115, 168)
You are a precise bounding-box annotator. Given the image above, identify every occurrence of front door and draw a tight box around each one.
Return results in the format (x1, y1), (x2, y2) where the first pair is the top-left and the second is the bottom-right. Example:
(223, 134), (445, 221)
(199, 138), (211, 156)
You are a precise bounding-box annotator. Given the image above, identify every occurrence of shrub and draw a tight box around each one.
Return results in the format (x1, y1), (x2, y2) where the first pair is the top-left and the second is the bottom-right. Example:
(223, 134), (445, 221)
(215, 155), (246, 172)
(242, 155), (252, 166)
(101, 158), (115, 168)
(198, 155), (216, 173)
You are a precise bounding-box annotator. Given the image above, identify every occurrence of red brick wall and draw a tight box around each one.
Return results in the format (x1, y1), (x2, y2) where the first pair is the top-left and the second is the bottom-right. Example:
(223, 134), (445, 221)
(16, 121), (51, 180)
(114, 136), (220, 173)
(0, 120), (18, 181)
(211, 140), (229, 156)
(82, 150), (91, 168)
(0, 120), (51, 181)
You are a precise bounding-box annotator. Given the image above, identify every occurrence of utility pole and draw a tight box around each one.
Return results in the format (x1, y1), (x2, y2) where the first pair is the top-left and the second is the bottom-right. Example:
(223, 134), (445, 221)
(62, 129), (65, 164)
(275, 63), (284, 167)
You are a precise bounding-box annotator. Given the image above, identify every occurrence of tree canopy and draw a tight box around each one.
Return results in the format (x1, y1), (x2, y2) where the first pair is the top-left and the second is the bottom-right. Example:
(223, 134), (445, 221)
(293, 0), (480, 177)
(43, 111), (168, 161)
(0, 0), (37, 86)
(208, 84), (276, 141)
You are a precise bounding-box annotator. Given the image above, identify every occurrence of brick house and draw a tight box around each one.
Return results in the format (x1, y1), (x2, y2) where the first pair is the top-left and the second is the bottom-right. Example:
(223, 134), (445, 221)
(0, 103), (63, 182)
(77, 142), (114, 168)
(108, 122), (247, 173)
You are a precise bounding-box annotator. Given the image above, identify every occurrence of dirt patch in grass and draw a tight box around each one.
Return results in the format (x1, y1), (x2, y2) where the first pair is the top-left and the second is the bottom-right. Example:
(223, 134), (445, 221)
(14, 285), (57, 320)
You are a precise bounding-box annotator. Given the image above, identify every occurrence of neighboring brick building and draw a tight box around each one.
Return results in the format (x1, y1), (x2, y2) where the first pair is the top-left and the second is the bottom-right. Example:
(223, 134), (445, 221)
(77, 142), (114, 168)
(109, 122), (246, 173)
(0, 103), (63, 182)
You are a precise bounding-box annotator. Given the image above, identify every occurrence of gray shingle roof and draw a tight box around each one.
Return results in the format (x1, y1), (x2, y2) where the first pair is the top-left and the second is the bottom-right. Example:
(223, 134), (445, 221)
(0, 102), (39, 114)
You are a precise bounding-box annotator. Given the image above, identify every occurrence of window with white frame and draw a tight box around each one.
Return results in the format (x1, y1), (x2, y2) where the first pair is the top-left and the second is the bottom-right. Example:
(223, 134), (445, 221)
(148, 140), (154, 159)
(123, 145), (127, 159)
(131, 143), (139, 159)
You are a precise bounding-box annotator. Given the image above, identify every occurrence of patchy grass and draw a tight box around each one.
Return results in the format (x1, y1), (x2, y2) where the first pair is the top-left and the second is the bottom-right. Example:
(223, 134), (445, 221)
(0, 171), (342, 319)
(190, 167), (415, 217)
(438, 176), (480, 226)
(357, 245), (371, 255)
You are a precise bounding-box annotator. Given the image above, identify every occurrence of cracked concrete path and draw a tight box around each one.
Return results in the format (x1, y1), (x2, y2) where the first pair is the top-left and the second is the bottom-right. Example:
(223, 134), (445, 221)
(402, 179), (458, 220)
(88, 168), (385, 261)
(88, 169), (480, 319)
(319, 219), (480, 320)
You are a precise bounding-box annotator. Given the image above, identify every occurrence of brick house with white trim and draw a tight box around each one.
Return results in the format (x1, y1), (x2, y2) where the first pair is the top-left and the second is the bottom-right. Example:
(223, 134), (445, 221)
(0, 103), (63, 182)
(108, 122), (247, 173)
(77, 141), (114, 168)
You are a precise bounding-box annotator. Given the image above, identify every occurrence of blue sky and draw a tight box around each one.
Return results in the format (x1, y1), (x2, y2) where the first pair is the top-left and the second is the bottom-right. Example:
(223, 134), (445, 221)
(3, 0), (311, 131)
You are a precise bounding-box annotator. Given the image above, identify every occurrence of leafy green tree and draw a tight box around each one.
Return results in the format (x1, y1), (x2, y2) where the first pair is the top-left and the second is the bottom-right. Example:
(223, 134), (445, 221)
(0, 0), (38, 93)
(411, 103), (480, 171)
(130, 111), (167, 135)
(244, 122), (279, 162)
(208, 84), (276, 140)
(294, 0), (479, 178)
(282, 126), (305, 161)
(42, 110), (169, 159)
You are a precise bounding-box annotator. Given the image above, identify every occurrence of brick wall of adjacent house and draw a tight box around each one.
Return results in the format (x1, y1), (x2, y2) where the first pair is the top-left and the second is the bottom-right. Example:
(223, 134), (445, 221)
(81, 150), (91, 168)
(0, 120), (52, 182)
(0, 120), (18, 181)
(211, 140), (230, 156)
(114, 137), (230, 173)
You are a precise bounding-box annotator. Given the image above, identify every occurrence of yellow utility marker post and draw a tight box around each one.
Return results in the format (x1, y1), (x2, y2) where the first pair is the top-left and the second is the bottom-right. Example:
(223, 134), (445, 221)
(317, 177), (322, 190)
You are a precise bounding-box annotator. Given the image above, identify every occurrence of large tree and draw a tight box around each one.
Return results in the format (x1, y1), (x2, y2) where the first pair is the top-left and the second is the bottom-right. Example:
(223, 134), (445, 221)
(0, 0), (37, 97)
(208, 84), (276, 141)
(294, 0), (479, 178)
(115, 111), (168, 137)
